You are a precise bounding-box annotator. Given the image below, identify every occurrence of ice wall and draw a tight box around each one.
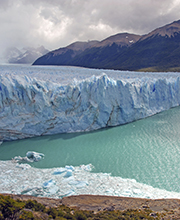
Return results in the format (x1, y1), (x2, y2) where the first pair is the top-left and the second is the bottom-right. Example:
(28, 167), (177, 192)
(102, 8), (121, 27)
(0, 73), (180, 141)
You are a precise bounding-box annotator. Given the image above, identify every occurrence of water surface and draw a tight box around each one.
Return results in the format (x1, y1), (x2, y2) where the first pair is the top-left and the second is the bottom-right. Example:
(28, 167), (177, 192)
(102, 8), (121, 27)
(0, 107), (180, 193)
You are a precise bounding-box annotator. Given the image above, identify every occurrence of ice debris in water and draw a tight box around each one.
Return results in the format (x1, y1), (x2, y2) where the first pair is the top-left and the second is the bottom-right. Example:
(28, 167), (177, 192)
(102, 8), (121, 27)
(26, 151), (44, 162)
(1, 160), (180, 199)
(64, 170), (73, 178)
(15, 163), (31, 170)
(53, 168), (67, 175)
(53, 165), (75, 176)
(80, 164), (93, 171)
(13, 151), (44, 163)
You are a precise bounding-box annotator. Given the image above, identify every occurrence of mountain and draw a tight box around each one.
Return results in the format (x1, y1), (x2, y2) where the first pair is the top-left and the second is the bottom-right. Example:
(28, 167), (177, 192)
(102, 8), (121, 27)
(33, 34), (141, 66)
(3, 47), (22, 62)
(33, 41), (99, 65)
(92, 33), (141, 47)
(33, 20), (180, 71)
(4, 46), (49, 64)
(113, 19), (180, 71)
(69, 33), (141, 69)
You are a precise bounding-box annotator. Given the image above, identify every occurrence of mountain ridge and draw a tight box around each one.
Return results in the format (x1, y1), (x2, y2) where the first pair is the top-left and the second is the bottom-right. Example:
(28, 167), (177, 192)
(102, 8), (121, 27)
(3, 46), (49, 64)
(33, 19), (180, 71)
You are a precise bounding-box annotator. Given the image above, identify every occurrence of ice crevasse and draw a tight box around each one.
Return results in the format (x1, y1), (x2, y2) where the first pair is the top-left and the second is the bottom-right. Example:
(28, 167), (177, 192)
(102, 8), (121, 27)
(0, 73), (180, 141)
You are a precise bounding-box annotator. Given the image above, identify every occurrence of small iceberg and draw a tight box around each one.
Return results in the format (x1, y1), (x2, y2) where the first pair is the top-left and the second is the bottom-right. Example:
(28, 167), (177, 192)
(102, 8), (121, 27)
(69, 180), (88, 188)
(13, 151), (44, 163)
(64, 170), (73, 178)
(53, 165), (75, 176)
(43, 179), (55, 188)
(65, 165), (75, 171)
(26, 151), (44, 162)
(43, 179), (59, 194)
(53, 167), (67, 175)
(16, 163), (31, 170)
(80, 164), (93, 171)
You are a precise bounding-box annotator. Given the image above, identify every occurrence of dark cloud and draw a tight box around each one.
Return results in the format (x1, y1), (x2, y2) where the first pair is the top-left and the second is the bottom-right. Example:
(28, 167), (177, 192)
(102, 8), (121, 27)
(0, 0), (180, 59)
(0, 0), (13, 10)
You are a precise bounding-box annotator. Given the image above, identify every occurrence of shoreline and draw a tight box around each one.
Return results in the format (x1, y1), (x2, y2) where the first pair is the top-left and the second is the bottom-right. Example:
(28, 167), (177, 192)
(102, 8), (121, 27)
(2, 193), (180, 218)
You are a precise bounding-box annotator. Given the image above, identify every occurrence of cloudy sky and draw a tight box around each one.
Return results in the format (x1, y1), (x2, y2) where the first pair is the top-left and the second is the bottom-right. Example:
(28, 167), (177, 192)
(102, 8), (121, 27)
(0, 0), (180, 55)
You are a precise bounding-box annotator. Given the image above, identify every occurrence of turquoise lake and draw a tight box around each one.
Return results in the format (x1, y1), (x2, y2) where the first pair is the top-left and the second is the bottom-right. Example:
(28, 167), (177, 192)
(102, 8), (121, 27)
(0, 106), (180, 193)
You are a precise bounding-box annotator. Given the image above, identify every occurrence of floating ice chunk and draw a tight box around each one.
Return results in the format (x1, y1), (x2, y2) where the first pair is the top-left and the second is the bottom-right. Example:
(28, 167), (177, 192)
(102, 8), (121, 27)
(13, 151), (44, 163)
(64, 170), (73, 178)
(69, 180), (80, 185)
(29, 188), (44, 197)
(76, 181), (88, 188)
(69, 180), (88, 188)
(15, 163), (31, 170)
(48, 185), (59, 194)
(21, 187), (44, 197)
(63, 190), (75, 197)
(80, 164), (93, 171)
(53, 168), (67, 175)
(105, 189), (114, 194)
(133, 189), (142, 194)
(62, 176), (75, 183)
(21, 187), (35, 194)
(43, 179), (55, 188)
(65, 165), (75, 171)
(5, 170), (13, 174)
(42, 179), (59, 194)
(13, 156), (29, 163)
(26, 151), (44, 162)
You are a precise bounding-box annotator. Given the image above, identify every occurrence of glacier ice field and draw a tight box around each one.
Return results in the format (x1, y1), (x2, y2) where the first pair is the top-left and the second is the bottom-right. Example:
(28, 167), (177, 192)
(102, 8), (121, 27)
(1, 64), (180, 140)
(0, 64), (180, 199)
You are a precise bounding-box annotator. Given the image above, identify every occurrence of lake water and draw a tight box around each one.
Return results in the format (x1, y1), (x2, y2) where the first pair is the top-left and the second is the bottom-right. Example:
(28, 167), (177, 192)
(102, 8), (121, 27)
(0, 106), (180, 194)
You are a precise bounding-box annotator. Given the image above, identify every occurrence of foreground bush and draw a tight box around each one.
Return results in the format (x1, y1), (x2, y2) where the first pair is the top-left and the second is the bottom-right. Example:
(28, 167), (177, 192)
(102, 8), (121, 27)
(0, 194), (161, 220)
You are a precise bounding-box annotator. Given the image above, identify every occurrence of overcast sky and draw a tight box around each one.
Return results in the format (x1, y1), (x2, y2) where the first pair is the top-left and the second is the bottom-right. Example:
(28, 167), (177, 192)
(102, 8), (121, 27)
(0, 0), (180, 55)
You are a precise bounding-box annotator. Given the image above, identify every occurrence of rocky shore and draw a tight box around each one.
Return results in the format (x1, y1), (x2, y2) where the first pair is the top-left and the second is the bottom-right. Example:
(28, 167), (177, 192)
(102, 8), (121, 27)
(2, 194), (180, 219)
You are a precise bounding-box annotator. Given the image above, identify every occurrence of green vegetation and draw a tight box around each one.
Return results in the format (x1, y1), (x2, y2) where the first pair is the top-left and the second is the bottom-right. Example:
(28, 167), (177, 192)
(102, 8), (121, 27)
(0, 194), (162, 219)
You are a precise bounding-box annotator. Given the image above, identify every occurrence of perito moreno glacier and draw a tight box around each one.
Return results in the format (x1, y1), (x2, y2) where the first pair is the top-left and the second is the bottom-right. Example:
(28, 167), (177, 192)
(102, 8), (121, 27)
(1, 65), (180, 141)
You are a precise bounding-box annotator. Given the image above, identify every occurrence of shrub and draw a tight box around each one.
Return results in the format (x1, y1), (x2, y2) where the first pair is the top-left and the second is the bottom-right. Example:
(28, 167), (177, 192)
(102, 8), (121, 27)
(47, 207), (58, 219)
(25, 199), (45, 212)
(74, 211), (87, 220)
(0, 195), (25, 219)
(19, 210), (34, 220)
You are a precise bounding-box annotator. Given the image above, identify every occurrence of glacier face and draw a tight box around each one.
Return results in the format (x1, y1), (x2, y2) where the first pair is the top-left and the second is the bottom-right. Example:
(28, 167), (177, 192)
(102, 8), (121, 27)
(1, 65), (180, 141)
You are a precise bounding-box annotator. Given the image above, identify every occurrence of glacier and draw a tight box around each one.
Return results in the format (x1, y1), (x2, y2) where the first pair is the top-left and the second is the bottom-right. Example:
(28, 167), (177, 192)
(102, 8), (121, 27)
(1, 65), (180, 140)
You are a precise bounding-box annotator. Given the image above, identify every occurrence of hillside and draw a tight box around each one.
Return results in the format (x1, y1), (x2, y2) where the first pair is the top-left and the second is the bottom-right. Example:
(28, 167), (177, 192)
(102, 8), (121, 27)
(33, 41), (99, 65)
(33, 33), (141, 66)
(1, 194), (180, 219)
(33, 20), (180, 71)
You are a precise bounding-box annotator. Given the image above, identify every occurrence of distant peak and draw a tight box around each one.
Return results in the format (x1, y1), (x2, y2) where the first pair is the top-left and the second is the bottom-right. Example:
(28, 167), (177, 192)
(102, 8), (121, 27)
(93, 33), (141, 48)
(66, 40), (99, 51)
(140, 19), (180, 41)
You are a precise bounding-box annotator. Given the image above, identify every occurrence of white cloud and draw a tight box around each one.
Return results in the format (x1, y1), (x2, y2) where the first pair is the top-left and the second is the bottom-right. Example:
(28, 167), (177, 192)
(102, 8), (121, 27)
(0, 0), (180, 57)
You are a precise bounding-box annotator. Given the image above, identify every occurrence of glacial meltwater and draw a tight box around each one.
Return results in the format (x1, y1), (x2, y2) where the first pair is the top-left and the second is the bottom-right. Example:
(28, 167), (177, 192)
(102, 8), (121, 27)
(0, 106), (180, 198)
